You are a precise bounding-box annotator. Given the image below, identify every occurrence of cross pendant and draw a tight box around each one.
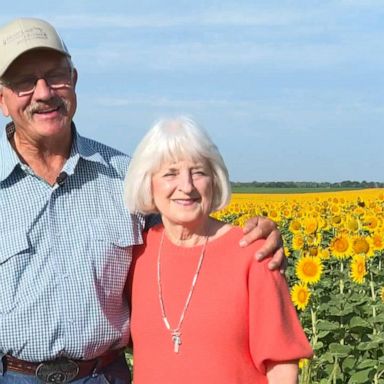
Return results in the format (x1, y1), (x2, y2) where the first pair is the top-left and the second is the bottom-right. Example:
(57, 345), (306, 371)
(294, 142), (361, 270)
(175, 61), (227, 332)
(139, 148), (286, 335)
(172, 332), (182, 353)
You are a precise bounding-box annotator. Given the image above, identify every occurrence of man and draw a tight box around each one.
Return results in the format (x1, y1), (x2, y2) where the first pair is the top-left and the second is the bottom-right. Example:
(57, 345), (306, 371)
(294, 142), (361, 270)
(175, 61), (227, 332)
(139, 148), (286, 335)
(0, 18), (284, 384)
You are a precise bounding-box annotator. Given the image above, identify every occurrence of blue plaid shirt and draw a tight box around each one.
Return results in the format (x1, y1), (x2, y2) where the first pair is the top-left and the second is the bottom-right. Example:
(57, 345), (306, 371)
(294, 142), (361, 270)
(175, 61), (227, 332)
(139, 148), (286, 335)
(0, 122), (143, 362)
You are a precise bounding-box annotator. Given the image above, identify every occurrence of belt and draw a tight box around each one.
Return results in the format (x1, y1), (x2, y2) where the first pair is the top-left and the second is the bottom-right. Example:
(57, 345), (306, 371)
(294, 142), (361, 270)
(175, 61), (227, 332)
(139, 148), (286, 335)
(3, 349), (124, 383)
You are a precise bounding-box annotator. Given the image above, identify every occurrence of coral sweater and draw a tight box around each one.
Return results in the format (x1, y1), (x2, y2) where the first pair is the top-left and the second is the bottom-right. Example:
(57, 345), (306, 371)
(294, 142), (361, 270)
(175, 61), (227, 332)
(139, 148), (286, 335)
(129, 225), (313, 383)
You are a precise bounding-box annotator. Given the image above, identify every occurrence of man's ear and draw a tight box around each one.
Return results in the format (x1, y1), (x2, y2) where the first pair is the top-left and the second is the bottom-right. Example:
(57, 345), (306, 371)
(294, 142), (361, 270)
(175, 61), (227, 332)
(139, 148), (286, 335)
(72, 68), (78, 88)
(0, 87), (10, 117)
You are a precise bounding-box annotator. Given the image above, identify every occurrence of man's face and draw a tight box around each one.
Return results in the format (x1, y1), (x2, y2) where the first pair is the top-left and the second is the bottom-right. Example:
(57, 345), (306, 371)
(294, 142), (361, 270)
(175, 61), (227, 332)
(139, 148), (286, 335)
(0, 49), (77, 143)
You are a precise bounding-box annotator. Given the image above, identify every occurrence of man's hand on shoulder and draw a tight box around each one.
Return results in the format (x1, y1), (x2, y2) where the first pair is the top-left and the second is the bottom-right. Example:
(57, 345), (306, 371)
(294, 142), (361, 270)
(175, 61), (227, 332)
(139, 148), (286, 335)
(239, 216), (286, 273)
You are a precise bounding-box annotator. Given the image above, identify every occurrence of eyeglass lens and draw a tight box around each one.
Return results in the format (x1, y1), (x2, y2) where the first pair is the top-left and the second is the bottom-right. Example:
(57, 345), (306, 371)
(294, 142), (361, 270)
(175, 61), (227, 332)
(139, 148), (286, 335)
(6, 69), (73, 96)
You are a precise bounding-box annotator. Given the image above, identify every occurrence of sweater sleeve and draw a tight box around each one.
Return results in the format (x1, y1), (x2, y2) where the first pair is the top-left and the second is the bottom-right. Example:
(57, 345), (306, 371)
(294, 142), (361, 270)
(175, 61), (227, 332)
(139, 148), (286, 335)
(248, 258), (313, 374)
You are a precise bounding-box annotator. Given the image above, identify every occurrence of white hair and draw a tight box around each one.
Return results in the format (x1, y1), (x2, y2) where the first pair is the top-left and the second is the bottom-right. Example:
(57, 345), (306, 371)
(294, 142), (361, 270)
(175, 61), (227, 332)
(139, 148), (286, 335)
(124, 116), (231, 214)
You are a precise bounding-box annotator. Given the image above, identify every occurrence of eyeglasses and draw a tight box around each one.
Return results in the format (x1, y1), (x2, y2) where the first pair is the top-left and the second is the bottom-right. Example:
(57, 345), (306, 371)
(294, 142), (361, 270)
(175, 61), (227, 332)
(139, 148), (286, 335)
(1, 68), (74, 97)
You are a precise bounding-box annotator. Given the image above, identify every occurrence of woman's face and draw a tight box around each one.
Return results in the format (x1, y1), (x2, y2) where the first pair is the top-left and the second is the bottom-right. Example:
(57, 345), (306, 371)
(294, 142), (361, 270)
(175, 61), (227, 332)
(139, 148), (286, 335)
(151, 158), (214, 229)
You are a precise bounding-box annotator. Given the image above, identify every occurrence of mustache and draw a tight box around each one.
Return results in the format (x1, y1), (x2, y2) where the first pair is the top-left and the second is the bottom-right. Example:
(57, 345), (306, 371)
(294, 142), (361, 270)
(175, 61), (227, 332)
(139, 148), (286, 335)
(27, 97), (69, 115)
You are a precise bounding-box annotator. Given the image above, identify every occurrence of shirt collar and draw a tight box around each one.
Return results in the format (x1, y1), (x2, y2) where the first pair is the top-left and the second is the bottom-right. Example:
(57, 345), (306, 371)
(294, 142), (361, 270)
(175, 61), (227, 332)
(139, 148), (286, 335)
(67, 122), (108, 174)
(0, 121), (107, 182)
(0, 122), (21, 182)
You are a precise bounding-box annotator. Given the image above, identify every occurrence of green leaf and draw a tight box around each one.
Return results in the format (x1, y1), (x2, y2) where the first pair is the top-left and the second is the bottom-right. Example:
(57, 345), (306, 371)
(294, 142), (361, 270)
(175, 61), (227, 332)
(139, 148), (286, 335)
(318, 351), (334, 364)
(313, 341), (324, 350)
(357, 341), (379, 351)
(317, 330), (331, 339)
(348, 368), (374, 383)
(319, 295), (332, 304)
(357, 359), (377, 369)
(368, 334), (384, 344)
(329, 343), (352, 356)
(350, 296), (369, 306)
(326, 306), (342, 316)
(342, 356), (357, 371)
(317, 320), (339, 331)
(349, 316), (371, 330)
(371, 313), (384, 323)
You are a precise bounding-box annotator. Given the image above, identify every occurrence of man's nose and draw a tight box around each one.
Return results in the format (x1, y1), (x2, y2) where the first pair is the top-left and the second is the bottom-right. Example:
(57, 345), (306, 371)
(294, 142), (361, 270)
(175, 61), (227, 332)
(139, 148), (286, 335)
(32, 78), (53, 99)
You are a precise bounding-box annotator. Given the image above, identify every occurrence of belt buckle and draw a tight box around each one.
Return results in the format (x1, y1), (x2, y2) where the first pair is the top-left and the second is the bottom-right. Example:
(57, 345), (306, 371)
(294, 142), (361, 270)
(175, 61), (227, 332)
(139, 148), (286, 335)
(36, 358), (80, 384)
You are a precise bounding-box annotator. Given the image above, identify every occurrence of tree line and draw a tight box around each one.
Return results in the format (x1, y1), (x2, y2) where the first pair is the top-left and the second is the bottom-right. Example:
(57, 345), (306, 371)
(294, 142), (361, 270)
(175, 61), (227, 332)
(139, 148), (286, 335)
(231, 180), (384, 188)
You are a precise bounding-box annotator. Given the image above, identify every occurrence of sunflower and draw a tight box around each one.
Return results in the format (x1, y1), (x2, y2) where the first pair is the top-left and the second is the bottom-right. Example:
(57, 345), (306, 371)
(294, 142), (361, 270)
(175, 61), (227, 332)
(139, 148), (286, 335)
(308, 246), (319, 257)
(346, 217), (359, 232)
(352, 236), (369, 254)
(372, 231), (384, 251)
(363, 215), (379, 230)
(282, 208), (292, 219)
(291, 283), (311, 310)
(319, 248), (331, 259)
(268, 209), (281, 223)
(296, 256), (323, 284)
(331, 215), (343, 227)
(352, 236), (374, 258)
(289, 219), (302, 233)
(303, 217), (318, 235)
(350, 255), (367, 284)
(318, 217), (327, 230)
(354, 206), (365, 216)
(330, 234), (351, 259)
(306, 234), (320, 247)
(299, 358), (310, 370)
(292, 234), (305, 251)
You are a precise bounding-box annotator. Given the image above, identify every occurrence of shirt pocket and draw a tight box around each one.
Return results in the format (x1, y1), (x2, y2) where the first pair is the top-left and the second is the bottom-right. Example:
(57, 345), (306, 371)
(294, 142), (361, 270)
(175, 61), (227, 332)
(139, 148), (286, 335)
(87, 215), (141, 299)
(0, 231), (31, 314)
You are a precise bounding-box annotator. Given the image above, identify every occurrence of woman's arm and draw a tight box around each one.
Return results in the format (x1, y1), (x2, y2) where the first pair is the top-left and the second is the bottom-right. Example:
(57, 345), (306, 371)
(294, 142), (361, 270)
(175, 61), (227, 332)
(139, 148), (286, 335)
(266, 361), (299, 384)
(248, 259), (313, 376)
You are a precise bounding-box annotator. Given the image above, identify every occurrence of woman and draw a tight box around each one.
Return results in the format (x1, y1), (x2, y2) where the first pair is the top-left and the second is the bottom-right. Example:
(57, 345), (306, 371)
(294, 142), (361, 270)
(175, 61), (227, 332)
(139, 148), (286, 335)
(124, 117), (313, 383)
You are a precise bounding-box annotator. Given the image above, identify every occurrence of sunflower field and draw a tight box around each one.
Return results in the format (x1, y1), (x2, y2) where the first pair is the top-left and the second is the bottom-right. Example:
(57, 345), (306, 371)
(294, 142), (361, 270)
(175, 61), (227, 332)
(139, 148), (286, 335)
(213, 188), (384, 383)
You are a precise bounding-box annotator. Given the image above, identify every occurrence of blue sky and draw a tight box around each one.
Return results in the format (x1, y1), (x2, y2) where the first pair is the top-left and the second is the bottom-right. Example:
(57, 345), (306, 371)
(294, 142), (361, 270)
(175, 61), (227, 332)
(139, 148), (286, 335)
(1, 1), (383, 182)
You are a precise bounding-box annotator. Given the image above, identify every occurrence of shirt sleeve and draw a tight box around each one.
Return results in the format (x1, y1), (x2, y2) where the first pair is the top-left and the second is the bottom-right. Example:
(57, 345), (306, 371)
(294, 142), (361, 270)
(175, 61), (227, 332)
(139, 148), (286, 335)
(248, 258), (313, 374)
(125, 232), (148, 300)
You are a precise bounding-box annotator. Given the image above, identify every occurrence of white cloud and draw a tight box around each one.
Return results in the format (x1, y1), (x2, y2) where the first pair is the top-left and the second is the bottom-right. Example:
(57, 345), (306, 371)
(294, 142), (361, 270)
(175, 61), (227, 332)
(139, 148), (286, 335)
(75, 38), (379, 73)
(340, 0), (384, 7)
(49, 8), (309, 30)
(95, 95), (243, 108)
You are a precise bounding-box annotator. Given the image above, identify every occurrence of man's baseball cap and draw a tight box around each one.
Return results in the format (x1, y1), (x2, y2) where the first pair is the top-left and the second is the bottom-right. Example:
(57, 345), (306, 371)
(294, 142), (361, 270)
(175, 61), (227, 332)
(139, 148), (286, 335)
(0, 17), (71, 77)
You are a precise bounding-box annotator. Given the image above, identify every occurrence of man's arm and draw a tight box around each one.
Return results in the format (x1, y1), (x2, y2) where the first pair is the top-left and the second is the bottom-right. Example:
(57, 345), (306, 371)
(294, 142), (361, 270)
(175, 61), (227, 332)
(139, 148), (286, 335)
(145, 214), (286, 272)
(239, 216), (286, 273)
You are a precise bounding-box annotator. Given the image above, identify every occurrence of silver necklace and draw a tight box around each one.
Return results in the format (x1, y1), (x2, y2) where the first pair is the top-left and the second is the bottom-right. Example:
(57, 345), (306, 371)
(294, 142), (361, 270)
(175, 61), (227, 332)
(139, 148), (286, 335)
(157, 229), (209, 353)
